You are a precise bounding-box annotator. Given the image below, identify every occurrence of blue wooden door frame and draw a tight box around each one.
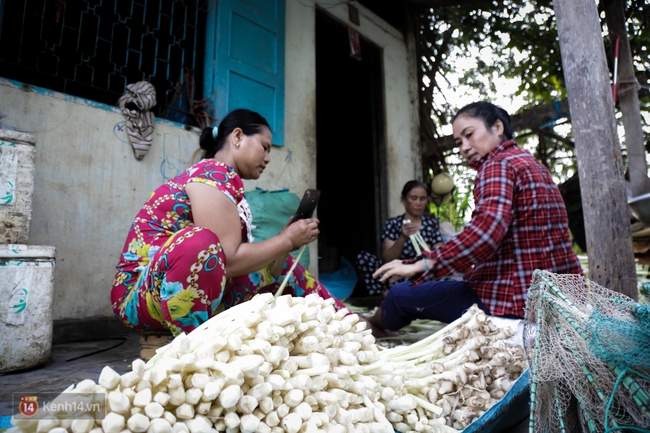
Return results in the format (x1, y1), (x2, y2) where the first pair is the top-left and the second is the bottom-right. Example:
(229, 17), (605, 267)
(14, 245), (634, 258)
(204, 0), (286, 146)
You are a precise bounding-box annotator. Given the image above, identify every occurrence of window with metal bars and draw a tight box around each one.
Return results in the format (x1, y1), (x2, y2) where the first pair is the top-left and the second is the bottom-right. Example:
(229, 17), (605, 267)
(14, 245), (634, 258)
(0, 0), (209, 127)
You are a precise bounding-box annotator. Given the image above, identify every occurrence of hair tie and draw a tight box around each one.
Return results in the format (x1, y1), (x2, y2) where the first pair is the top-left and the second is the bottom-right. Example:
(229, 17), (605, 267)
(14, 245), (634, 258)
(212, 126), (218, 140)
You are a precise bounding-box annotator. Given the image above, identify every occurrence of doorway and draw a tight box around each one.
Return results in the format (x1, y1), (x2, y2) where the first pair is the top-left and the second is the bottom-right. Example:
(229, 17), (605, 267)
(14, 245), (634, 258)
(315, 10), (386, 275)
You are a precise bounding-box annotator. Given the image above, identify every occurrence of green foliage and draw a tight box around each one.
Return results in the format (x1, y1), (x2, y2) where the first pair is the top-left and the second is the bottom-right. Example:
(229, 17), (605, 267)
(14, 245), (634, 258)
(419, 0), (566, 130)
(430, 186), (473, 233)
(427, 163), (476, 232)
(423, 0), (648, 108)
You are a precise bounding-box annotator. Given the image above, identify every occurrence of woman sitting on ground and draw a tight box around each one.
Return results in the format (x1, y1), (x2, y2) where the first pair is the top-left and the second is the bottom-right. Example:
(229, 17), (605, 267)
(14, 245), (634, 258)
(111, 108), (345, 336)
(366, 101), (582, 337)
(354, 180), (443, 297)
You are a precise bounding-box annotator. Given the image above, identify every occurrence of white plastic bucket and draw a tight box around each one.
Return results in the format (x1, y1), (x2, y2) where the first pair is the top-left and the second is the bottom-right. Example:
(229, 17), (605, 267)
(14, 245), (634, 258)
(0, 244), (56, 373)
(0, 130), (36, 244)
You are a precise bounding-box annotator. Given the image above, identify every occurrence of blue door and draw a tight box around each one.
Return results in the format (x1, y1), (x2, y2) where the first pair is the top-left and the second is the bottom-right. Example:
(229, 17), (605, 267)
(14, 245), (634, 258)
(205, 0), (286, 146)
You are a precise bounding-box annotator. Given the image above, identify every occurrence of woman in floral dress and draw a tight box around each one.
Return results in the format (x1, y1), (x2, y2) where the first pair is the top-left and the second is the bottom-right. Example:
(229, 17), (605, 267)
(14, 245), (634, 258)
(111, 109), (344, 336)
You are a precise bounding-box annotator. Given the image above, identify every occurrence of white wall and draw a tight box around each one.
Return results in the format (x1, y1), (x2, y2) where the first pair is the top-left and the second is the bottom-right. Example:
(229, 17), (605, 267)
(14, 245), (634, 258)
(0, 1), (419, 321)
(0, 80), (201, 320)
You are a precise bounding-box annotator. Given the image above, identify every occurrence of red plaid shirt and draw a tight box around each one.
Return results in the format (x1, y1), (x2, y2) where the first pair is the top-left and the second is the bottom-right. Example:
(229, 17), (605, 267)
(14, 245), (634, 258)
(415, 140), (582, 317)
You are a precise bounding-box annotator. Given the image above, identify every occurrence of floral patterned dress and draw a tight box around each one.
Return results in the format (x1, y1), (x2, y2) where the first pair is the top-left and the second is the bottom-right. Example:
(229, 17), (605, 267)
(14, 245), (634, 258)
(111, 160), (344, 336)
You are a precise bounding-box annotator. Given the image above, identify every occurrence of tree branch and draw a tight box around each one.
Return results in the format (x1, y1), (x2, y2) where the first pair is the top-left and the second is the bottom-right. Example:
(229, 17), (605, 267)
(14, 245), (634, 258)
(423, 99), (572, 156)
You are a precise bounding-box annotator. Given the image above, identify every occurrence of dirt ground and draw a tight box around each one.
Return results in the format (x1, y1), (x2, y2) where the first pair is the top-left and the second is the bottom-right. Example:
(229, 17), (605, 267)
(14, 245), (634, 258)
(0, 331), (141, 417)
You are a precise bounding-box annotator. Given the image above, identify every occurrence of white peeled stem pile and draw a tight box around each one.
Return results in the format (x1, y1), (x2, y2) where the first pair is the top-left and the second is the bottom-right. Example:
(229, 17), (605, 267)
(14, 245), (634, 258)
(10, 293), (406, 433)
(372, 305), (529, 432)
(9, 296), (525, 433)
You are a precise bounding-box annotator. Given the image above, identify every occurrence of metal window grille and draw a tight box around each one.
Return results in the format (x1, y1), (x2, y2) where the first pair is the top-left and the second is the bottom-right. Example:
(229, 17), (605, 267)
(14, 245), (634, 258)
(0, 0), (209, 126)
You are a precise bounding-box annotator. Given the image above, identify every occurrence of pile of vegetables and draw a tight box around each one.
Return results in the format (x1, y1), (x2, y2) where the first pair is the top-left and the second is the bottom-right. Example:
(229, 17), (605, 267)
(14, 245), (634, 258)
(9, 294), (528, 433)
(377, 306), (528, 431)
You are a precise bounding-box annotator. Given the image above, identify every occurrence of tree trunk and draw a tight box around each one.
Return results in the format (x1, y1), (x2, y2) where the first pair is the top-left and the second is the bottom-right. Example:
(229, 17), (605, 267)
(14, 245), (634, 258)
(605, 0), (650, 199)
(553, 0), (637, 299)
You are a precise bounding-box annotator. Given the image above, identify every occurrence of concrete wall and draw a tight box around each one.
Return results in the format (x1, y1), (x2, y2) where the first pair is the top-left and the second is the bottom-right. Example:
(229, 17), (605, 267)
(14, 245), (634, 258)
(0, 0), (419, 321)
(0, 80), (202, 321)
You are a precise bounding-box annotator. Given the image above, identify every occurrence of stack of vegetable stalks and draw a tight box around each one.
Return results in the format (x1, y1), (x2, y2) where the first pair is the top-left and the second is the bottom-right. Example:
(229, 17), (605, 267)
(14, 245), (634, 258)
(345, 303), (447, 348)
(9, 294), (527, 433)
(376, 305), (529, 431)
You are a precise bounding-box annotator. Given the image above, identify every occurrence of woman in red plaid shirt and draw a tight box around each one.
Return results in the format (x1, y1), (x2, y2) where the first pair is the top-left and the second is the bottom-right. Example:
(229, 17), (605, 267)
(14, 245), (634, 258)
(366, 102), (582, 336)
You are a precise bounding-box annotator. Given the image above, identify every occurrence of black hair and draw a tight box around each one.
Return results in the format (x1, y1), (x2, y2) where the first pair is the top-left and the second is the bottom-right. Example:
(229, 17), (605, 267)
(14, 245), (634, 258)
(401, 180), (430, 199)
(452, 101), (514, 140)
(199, 109), (271, 159)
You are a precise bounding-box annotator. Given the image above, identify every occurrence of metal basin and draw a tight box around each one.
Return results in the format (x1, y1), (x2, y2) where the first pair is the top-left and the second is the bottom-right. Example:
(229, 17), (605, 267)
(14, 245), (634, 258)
(629, 192), (650, 225)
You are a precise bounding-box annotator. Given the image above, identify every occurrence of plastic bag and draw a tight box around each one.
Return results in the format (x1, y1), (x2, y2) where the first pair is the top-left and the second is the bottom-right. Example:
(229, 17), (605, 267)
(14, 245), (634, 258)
(244, 188), (310, 268)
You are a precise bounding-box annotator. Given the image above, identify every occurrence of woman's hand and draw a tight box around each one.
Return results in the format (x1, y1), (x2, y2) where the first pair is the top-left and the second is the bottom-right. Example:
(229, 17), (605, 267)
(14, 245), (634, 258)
(401, 220), (419, 238)
(383, 219), (418, 262)
(283, 218), (320, 249)
(373, 259), (422, 282)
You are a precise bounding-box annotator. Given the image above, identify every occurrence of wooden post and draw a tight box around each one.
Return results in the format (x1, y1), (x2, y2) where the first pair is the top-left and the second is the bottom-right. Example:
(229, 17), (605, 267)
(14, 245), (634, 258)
(553, 0), (637, 299)
(605, 0), (650, 198)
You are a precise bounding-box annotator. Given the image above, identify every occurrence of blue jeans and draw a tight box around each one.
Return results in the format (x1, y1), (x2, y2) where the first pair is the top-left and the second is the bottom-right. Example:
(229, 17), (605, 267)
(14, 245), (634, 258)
(380, 279), (488, 330)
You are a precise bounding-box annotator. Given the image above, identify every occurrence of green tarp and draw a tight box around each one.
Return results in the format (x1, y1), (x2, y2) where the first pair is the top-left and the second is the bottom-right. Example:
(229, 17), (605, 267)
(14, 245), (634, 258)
(245, 188), (310, 269)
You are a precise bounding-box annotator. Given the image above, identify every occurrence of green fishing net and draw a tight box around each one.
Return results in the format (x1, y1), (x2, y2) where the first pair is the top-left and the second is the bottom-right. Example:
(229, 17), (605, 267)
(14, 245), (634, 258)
(586, 297), (650, 369)
(524, 271), (650, 433)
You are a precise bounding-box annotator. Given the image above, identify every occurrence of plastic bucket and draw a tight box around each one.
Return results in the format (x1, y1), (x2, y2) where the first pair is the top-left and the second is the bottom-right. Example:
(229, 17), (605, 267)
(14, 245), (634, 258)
(0, 130), (36, 244)
(0, 244), (56, 373)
